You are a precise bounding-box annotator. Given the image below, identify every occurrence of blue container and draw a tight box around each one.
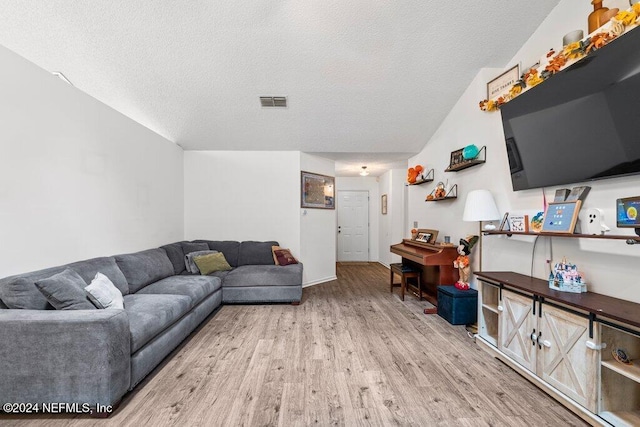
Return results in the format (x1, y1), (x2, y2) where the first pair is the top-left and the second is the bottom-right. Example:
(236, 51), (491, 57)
(437, 286), (478, 325)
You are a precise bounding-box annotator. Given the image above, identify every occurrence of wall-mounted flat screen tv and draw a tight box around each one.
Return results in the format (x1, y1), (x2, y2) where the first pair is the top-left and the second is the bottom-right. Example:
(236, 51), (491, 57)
(501, 27), (640, 191)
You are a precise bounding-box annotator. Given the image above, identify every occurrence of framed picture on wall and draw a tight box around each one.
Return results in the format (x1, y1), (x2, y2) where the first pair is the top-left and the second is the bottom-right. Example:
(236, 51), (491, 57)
(381, 194), (388, 214)
(487, 64), (520, 100)
(301, 171), (335, 209)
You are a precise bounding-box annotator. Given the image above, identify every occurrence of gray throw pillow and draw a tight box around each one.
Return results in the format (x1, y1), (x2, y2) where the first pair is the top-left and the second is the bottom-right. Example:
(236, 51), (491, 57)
(34, 269), (96, 310)
(85, 272), (124, 309)
(185, 250), (218, 274)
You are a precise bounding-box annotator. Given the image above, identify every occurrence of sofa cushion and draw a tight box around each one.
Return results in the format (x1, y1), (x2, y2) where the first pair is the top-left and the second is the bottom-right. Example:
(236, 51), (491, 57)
(223, 264), (303, 288)
(68, 257), (129, 296)
(160, 241), (187, 275)
(115, 249), (174, 293)
(194, 252), (232, 275)
(0, 256), (129, 310)
(85, 273), (124, 309)
(193, 240), (240, 267)
(34, 269), (96, 311)
(273, 248), (299, 266)
(238, 241), (279, 266)
(123, 294), (192, 353)
(181, 242), (209, 255)
(136, 275), (221, 308)
(0, 274), (55, 310)
(185, 250), (218, 274)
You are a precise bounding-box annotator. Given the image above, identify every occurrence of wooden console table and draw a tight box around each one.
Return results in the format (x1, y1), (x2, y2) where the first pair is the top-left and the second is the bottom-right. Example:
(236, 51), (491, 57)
(389, 240), (458, 305)
(475, 271), (640, 426)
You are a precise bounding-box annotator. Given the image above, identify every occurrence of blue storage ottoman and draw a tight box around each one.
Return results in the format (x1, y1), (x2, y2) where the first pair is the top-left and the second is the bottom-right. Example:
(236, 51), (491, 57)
(437, 286), (478, 325)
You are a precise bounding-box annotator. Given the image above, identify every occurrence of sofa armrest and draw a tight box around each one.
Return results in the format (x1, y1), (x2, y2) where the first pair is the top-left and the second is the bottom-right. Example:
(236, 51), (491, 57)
(0, 309), (130, 407)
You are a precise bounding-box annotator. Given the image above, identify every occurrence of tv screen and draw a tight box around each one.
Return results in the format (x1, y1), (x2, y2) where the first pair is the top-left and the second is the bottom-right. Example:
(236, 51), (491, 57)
(501, 28), (640, 191)
(617, 197), (640, 228)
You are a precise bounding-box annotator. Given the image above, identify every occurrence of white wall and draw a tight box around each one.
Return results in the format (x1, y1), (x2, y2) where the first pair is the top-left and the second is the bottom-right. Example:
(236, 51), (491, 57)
(0, 45), (184, 277)
(184, 151), (301, 255)
(335, 176), (380, 262)
(407, 0), (640, 302)
(184, 151), (337, 287)
(300, 153), (337, 286)
(378, 169), (406, 267)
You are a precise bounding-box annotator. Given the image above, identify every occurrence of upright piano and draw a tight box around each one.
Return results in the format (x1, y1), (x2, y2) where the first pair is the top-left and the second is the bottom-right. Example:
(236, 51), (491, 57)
(390, 239), (459, 305)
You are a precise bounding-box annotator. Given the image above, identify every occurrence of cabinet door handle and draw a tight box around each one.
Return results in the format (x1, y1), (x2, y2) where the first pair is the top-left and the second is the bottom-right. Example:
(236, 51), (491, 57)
(542, 340), (551, 348)
(586, 341), (607, 351)
(497, 305), (503, 312)
(536, 331), (543, 349)
(530, 329), (537, 346)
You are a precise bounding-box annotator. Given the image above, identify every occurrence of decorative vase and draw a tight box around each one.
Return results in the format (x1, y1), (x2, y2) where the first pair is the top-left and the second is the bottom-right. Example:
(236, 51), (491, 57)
(563, 29), (584, 46)
(462, 144), (480, 160)
(588, 0), (609, 33)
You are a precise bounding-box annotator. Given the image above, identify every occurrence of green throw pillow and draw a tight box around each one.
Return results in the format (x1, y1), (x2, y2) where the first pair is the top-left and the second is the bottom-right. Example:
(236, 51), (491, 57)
(194, 252), (232, 275)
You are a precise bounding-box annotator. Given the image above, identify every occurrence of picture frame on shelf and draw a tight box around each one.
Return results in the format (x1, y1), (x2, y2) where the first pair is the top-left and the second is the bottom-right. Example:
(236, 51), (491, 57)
(414, 229), (438, 244)
(301, 171), (335, 209)
(448, 149), (465, 170)
(509, 214), (529, 232)
(541, 201), (582, 234)
(487, 64), (520, 100)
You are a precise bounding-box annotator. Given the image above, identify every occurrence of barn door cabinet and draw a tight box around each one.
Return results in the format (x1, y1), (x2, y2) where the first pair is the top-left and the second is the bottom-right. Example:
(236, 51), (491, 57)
(476, 272), (640, 426)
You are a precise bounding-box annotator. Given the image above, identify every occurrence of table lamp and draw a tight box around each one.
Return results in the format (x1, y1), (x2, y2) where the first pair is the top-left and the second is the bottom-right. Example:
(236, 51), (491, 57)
(462, 189), (500, 271)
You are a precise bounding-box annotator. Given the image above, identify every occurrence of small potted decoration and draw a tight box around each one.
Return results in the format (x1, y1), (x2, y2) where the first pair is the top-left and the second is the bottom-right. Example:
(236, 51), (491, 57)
(411, 228), (418, 240)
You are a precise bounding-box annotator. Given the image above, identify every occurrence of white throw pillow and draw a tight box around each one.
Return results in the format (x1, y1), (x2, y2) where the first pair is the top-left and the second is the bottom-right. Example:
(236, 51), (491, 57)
(85, 272), (124, 309)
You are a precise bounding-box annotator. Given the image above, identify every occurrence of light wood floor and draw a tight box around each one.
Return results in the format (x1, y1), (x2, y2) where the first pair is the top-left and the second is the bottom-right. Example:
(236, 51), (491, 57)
(2, 263), (585, 426)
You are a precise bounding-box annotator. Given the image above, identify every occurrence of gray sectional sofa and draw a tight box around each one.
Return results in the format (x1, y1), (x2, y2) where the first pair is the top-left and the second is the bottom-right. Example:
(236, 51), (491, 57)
(0, 240), (302, 413)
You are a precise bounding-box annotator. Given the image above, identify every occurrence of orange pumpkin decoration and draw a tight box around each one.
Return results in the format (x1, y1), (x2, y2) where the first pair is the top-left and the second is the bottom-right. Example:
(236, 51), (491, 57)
(407, 167), (419, 184)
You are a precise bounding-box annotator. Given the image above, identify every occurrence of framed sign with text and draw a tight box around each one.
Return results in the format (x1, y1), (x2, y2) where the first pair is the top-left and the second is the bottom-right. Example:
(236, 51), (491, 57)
(487, 65), (520, 100)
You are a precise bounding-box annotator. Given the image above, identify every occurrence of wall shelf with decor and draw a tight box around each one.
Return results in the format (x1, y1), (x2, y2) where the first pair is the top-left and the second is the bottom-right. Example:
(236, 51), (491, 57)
(484, 230), (640, 244)
(406, 168), (434, 186)
(445, 146), (486, 172)
(425, 184), (457, 202)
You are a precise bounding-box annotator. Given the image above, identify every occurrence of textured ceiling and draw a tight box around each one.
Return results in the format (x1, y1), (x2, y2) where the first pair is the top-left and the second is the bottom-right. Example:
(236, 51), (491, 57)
(0, 1), (561, 170)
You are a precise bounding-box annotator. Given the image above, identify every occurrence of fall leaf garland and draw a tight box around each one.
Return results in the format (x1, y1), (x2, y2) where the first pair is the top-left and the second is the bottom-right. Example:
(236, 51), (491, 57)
(479, 7), (640, 112)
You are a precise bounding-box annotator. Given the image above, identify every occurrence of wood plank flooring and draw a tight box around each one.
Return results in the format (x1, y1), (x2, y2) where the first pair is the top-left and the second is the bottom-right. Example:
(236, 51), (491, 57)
(1, 263), (586, 426)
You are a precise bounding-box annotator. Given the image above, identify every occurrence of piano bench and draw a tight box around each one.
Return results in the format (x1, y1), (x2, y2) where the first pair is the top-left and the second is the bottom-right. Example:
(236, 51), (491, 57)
(390, 263), (421, 301)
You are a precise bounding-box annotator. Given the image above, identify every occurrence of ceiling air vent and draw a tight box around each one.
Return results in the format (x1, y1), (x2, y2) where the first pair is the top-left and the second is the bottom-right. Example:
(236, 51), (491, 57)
(260, 96), (287, 108)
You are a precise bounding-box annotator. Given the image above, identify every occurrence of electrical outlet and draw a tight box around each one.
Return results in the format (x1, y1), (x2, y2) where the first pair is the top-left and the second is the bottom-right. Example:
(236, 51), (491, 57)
(413, 221), (418, 228)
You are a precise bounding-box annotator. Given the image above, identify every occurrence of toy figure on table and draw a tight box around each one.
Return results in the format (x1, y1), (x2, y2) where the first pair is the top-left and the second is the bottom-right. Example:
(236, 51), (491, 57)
(453, 235), (479, 290)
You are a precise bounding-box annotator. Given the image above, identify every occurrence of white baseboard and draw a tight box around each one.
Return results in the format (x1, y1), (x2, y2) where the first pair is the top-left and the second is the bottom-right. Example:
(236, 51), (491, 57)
(378, 261), (390, 269)
(302, 276), (337, 288)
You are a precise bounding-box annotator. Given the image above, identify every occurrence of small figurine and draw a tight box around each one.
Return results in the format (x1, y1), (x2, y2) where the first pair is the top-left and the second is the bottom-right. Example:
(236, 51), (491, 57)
(434, 182), (446, 199)
(453, 235), (479, 290)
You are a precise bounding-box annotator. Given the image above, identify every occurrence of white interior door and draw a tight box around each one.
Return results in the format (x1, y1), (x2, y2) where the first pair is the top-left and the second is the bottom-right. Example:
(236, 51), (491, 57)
(337, 191), (369, 262)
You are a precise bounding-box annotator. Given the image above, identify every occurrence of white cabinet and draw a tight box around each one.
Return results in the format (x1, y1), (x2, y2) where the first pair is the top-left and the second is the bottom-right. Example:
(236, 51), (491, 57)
(497, 289), (598, 411)
(499, 289), (536, 372)
(477, 272), (640, 426)
(537, 303), (598, 411)
(478, 281), (499, 347)
(599, 324), (640, 426)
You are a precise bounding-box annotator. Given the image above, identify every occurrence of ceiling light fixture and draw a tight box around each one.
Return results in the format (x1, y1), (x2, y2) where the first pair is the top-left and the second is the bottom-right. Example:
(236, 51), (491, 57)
(359, 166), (369, 176)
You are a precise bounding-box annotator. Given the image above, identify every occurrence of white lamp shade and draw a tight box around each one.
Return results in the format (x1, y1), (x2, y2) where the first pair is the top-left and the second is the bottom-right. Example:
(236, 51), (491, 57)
(463, 189), (500, 222)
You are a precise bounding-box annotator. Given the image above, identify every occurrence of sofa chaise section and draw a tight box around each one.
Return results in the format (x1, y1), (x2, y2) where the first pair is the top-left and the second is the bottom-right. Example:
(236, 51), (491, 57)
(193, 240), (303, 303)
